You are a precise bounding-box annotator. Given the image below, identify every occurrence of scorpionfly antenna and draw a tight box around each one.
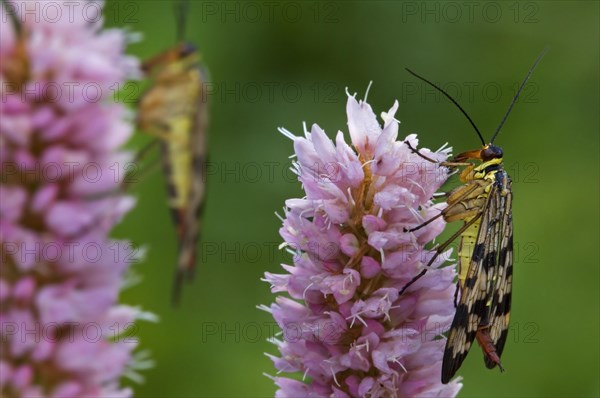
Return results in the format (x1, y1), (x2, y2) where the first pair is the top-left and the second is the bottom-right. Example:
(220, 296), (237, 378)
(174, 0), (190, 43)
(405, 67), (486, 146)
(490, 48), (548, 143)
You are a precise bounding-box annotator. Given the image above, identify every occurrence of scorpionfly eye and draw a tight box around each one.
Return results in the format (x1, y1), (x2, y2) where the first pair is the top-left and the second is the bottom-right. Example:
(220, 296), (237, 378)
(481, 145), (503, 160)
(179, 42), (196, 57)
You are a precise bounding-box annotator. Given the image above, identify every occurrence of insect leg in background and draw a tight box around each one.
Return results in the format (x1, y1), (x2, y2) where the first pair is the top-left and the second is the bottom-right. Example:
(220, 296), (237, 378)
(137, 0), (209, 304)
(400, 49), (546, 383)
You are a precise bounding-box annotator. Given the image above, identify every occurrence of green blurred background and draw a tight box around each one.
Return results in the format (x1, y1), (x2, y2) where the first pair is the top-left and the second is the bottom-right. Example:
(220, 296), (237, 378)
(104, 1), (599, 396)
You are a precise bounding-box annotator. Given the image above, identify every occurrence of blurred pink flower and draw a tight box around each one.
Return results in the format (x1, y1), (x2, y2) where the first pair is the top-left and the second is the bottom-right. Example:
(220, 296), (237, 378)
(263, 89), (463, 397)
(1, 1), (150, 397)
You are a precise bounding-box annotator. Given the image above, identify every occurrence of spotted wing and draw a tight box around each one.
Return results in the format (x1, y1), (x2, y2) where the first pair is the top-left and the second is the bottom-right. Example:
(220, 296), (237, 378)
(483, 187), (513, 368)
(441, 184), (501, 383)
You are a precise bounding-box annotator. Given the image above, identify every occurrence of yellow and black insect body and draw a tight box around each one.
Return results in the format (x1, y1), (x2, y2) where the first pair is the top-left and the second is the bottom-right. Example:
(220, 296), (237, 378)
(438, 143), (512, 383)
(137, 1), (208, 303)
(400, 50), (546, 383)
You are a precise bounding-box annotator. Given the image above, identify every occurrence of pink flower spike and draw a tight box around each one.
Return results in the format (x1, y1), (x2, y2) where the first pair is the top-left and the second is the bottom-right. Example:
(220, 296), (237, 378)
(264, 89), (462, 397)
(1, 2), (150, 396)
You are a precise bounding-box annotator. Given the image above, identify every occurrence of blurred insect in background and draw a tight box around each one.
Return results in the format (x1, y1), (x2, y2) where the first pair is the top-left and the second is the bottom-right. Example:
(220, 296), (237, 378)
(399, 50), (547, 383)
(0, 0), (29, 89)
(137, 0), (209, 304)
